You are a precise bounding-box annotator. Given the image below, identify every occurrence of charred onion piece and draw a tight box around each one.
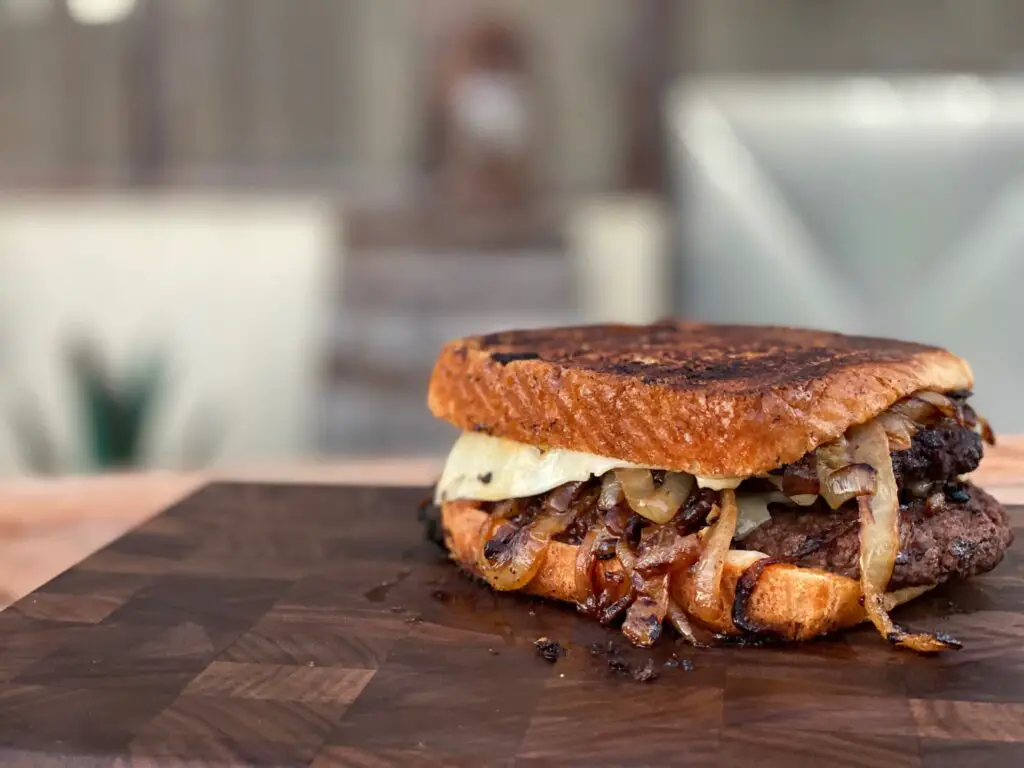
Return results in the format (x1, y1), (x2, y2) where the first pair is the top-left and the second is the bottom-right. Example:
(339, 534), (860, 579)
(633, 527), (702, 576)
(616, 469), (695, 524)
(849, 419), (960, 653)
(478, 502), (578, 591)
(622, 570), (669, 647)
(676, 487), (719, 533)
(621, 525), (702, 647)
(691, 488), (738, 626)
(598, 587), (633, 625)
(570, 529), (632, 623)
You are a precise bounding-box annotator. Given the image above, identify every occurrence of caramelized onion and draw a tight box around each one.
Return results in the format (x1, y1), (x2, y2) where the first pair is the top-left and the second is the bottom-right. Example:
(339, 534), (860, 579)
(849, 419), (960, 653)
(849, 420), (900, 596)
(815, 436), (855, 509)
(545, 481), (584, 513)
(824, 462), (877, 501)
(634, 527), (701, 576)
(876, 411), (917, 451)
(597, 473), (624, 510)
(478, 506), (576, 591)
(616, 469), (695, 524)
(489, 498), (520, 521)
(691, 489), (738, 626)
(616, 524), (704, 647)
(574, 526), (602, 603)
(913, 390), (962, 422)
(882, 584), (937, 611)
(616, 536), (637, 574)
(622, 571), (669, 647)
(889, 396), (940, 426)
(667, 597), (711, 647)
(890, 390), (962, 428)
(598, 586), (633, 625)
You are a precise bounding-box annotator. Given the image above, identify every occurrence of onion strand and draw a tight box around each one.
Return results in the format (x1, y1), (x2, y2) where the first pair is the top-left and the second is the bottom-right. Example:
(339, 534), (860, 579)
(667, 597), (710, 647)
(691, 488), (738, 626)
(574, 526), (602, 605)
(617, 469), (694, 524)
(850, 419), (961, 653)
(478, 505), (577, 591)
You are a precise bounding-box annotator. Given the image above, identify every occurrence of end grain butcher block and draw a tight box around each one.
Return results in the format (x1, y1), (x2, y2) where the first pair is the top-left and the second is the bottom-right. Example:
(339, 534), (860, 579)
(0, 483), (1021, 767)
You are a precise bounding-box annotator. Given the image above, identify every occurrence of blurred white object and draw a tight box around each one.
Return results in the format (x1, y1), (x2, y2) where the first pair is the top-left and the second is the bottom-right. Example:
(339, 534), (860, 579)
(568, 195), (672, 325)
(0, 194), (338, 476)
(66, 0), (137, 25)
(452, 72), (532, 154)
(668, 75), (1024, 432)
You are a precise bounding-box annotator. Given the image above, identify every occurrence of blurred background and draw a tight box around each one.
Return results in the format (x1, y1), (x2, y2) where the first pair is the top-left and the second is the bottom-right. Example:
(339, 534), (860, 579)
(2, 0), (1024, 478)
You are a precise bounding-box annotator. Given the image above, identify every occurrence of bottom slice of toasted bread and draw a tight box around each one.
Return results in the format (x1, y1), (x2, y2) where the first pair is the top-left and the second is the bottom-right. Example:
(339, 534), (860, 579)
(441, 500), (934, 642)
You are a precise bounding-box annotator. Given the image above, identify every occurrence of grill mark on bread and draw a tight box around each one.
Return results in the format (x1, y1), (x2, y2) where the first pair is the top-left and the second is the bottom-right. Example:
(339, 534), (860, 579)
(491, 351), (541, 365)
(474, 324), (936, 393)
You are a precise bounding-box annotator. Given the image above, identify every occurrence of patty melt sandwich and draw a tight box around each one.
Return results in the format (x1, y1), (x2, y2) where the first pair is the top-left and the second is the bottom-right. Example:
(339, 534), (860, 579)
(426, 322), (1011, 651)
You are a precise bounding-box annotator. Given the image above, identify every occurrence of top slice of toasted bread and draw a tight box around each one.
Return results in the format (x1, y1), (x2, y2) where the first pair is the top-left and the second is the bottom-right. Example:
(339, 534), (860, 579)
(427, 321), (973, 477)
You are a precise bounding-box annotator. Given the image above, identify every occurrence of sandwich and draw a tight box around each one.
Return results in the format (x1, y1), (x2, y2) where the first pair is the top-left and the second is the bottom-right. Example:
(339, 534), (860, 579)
(425, 322), (1011, 652)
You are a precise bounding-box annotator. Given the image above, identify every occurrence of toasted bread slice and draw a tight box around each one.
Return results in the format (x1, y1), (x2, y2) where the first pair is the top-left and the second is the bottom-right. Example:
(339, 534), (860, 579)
(441, 500), (934, 641)
(427, 322), (972, 478)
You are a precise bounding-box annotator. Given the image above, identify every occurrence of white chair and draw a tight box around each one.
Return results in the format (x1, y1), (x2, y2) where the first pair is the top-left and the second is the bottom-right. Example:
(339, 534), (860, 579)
(0, 193), (338, 476)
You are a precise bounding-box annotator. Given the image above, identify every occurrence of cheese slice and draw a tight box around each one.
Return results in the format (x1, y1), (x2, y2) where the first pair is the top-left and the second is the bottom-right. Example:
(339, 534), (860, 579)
(734, 491), (783, 538)
(434, 431), (744, 503)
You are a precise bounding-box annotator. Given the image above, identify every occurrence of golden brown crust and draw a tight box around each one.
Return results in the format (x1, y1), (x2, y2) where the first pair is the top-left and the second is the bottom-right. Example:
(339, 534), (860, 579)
(441, 500), (934, 642)
(427, 322), (972, 477)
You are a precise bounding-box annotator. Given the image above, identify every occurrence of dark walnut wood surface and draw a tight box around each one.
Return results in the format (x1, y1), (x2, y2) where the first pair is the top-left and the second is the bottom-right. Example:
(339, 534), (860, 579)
(0, 483), (1021, 767)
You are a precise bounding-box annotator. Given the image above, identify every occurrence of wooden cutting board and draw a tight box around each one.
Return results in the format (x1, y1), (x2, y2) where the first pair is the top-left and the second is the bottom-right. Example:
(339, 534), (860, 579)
(0, 483), (1021, 767)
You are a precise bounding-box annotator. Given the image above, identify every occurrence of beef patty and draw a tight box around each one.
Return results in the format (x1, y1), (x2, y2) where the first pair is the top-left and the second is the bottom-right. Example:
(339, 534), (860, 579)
(780, 422), (983, 492)
(891, 424), (983, 488)
(740, 484), (1013, 589)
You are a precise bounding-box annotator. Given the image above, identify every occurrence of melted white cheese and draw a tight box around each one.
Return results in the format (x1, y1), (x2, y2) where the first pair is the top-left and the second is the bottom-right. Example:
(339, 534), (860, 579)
(434, 431), (744, 503)
(695, 475), (744, 491)
(734, 491), (784, 538)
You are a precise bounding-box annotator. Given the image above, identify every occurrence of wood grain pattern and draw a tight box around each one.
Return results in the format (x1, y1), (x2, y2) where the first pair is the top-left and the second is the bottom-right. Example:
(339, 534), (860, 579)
(0, 483), (1019, 766)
